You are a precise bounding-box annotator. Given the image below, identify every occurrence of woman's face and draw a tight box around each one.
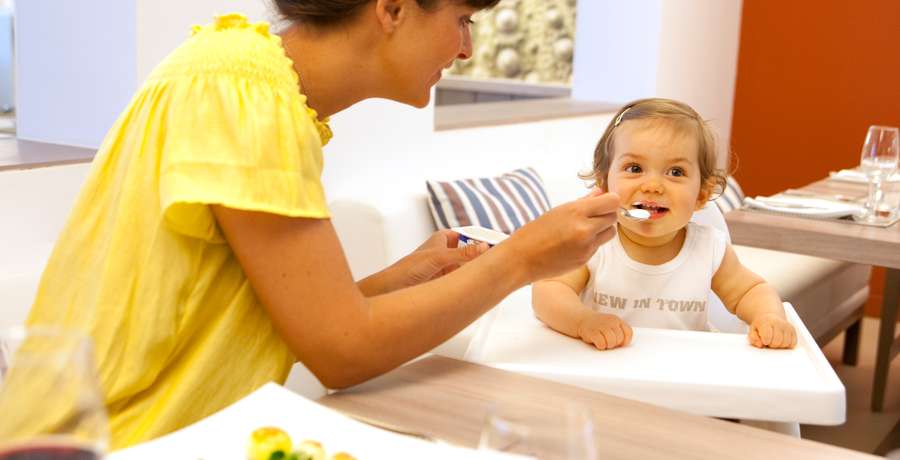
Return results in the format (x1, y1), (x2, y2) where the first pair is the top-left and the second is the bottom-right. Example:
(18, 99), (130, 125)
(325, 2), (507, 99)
(605, 120), (710, 246)
(382, 0), (475, 107)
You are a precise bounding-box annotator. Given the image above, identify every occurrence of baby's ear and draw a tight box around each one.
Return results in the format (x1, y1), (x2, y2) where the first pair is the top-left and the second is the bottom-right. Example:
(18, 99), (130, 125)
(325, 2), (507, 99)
(597, 175), (609, 193)
(695, 177), (717, 210)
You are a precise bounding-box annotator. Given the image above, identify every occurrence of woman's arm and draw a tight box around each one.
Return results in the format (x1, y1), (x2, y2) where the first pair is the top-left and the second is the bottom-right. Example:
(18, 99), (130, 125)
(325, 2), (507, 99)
(212, 191), (618, 388)
(711, 244), (797, 348)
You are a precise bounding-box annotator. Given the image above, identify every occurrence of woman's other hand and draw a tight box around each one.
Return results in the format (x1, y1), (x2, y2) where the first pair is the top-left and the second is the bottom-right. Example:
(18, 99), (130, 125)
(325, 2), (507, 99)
(748, 313), (797, 349)
(400, 230), (489, 284)
(577, 312), (633, 350)
(503, 190), (619, 282)
(358, 230), (488, 296)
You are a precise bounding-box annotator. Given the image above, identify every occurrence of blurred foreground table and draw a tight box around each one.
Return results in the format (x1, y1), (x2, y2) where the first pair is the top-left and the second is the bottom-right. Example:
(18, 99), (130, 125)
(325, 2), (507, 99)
(319, 355), (877, 460)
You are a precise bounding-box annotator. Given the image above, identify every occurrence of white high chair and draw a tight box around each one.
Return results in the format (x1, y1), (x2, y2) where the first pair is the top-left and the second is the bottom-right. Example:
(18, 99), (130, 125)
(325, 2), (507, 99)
(462, 204), (844, 438)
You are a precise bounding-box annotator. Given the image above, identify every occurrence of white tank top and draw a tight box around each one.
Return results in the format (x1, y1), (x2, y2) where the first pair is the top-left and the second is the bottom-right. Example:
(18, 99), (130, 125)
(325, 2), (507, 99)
(580, 222), (728, 331)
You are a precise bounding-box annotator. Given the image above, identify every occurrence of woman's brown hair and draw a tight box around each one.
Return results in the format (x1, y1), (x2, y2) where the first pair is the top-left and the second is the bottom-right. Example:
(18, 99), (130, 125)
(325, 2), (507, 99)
(274, 0), (501, 27)
(583, 98), (727, 200)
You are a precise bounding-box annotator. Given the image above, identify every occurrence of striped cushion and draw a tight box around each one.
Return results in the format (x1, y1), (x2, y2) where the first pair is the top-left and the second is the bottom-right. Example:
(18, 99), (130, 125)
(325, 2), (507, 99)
(714, 175), (746, 214)
(426, 167), (551, 234)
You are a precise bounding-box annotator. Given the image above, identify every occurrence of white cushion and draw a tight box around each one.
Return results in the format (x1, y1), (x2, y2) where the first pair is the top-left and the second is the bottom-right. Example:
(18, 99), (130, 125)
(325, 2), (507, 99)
(736, 246), (849, 299)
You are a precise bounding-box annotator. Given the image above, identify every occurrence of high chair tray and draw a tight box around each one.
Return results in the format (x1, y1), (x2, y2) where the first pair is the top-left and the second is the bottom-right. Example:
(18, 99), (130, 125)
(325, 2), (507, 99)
(463, 291), (845, 425)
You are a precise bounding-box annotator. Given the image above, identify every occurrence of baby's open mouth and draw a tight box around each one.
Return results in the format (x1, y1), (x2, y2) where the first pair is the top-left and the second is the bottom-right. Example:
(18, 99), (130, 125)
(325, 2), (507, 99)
(632, 202), (669, 219)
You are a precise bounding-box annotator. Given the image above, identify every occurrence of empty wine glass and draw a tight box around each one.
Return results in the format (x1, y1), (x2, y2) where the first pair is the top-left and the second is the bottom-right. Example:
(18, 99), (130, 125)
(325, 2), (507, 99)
(859, 125), (900, 222)
(478, 400), (597, 460)
(0, 326), (109, 459)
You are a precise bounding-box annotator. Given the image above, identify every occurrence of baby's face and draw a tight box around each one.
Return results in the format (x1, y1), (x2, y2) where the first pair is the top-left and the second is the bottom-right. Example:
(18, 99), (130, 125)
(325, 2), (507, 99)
(606, 120), (707, 245)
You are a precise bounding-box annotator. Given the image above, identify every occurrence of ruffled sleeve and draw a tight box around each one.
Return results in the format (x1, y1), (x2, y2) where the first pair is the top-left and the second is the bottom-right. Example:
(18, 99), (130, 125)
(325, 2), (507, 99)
(154, 15), (331, 242)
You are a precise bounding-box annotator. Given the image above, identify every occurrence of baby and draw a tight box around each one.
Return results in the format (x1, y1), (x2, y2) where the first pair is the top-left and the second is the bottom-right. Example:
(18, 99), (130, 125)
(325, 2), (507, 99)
(532, 98), (797, 350)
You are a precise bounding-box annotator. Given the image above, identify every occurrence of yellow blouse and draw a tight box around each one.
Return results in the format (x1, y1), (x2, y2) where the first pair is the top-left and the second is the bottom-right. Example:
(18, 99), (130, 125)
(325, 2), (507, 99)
(27, 14), (331, 449)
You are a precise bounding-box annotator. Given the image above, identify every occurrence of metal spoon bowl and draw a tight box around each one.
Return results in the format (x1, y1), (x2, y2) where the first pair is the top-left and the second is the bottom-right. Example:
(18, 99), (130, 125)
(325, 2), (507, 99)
(620, 207), (651, 221)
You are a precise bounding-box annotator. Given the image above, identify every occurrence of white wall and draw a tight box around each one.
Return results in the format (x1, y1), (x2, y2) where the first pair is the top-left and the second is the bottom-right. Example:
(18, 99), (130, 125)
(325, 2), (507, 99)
(15, 0), (268, 148)
(0, 2), (13, 111)
(323, 101), (605, 204)
(15, 0), (743, 159)
(572, 0), (743, 167)
(15, 0), (137, 147)
(657, 0), (743, 167)
(136, 0), (272, 82)
(572, 0), (663, 104)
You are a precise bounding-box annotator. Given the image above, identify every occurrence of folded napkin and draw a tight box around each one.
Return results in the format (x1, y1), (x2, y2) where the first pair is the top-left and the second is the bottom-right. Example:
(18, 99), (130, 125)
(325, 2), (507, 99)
(829, 168), (900, 184)
(744, 195), (863, 218)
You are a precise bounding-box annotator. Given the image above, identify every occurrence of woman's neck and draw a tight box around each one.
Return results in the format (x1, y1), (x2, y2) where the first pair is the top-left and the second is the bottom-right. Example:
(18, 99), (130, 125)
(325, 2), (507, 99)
(617, 224), (687, 265)
(278, 22), (380, 119)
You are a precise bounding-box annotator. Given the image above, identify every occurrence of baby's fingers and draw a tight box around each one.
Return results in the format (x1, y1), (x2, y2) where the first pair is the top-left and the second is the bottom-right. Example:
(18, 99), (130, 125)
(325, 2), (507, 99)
(758, 323), (775, 346)
(590, 332), (608, 350)
(772, 324), (797, 349)
(770, 325), (785, 348)
(748, 327), (763, 348)
(600, 328), (619, 349)
(610, 325), (625, 348)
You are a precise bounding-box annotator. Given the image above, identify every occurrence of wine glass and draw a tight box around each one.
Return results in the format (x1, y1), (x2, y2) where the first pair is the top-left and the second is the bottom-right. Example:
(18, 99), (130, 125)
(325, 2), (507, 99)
(478, 400), (597, 460)
(0, 326), (109, 459)
(859, 125), (900, 222)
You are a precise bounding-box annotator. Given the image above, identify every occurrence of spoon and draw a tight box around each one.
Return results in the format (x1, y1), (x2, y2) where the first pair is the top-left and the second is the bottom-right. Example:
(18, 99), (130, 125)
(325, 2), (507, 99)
(620, 207), (651, 221)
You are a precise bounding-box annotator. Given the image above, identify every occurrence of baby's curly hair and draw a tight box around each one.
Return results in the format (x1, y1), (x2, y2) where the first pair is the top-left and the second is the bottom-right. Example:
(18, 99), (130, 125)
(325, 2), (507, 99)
(582, 98), (727, 200)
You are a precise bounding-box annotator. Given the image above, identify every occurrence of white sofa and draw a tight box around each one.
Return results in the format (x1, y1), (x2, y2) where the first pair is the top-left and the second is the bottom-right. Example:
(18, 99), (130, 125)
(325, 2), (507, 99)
(0, 163), (91, 332)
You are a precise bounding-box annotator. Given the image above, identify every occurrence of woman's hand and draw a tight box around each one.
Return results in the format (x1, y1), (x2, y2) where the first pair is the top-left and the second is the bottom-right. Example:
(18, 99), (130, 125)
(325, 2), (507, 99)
(402, 230), (489, 284)
(502, 190), (619, 282)
(748, 313), (797, 349)
(358, 230), (488, 296)
(577, 312), (633, 350)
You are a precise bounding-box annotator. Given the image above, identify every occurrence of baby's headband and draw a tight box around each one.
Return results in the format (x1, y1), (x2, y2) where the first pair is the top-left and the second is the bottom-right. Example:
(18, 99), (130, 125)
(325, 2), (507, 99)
(613, 106), (632, 127)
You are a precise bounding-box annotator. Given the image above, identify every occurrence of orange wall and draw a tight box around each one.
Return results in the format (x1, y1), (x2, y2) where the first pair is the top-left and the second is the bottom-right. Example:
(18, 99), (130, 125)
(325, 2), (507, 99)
(730, 0), (900, 317)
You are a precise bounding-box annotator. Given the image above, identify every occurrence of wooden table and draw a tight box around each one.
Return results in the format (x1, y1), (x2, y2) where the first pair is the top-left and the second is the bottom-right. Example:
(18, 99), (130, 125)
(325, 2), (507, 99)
(319, 356), (877, 459)
(725, 178), (900, 411)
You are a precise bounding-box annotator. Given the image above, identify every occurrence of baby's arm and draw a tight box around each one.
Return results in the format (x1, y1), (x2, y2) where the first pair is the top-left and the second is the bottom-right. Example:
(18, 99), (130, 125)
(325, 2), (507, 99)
(712, 244), (797, 349)
(532, 267), (633, 350)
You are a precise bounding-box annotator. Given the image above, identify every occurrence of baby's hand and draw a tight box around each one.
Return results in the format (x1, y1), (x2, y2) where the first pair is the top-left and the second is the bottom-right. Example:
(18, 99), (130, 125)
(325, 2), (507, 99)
(577, 312), (633, 350)
(748, 313), (797, 349)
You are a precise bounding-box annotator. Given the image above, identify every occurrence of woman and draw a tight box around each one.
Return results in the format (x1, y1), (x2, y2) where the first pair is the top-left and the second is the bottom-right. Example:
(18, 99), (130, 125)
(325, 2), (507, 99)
(27, 0), (619, 448)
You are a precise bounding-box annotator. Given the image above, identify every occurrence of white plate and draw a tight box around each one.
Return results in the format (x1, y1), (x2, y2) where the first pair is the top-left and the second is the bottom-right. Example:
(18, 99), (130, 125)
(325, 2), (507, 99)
(452, 225), (510, 246)
(829, 168), (900, 183)
(744, 195), (862, 219)
(108, 383), (527, 459)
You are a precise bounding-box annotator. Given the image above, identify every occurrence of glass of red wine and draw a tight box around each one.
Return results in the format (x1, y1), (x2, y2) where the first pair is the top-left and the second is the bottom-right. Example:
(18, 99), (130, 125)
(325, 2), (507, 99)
(0, 327), (108, 459)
